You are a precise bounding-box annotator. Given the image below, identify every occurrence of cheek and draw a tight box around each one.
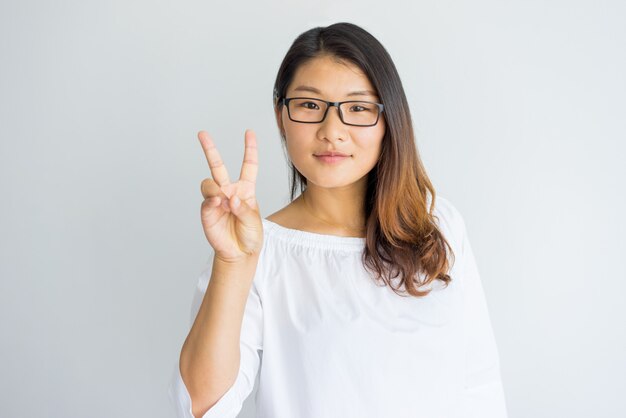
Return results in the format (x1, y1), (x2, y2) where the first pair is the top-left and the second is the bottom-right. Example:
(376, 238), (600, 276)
(358, 132), (384, 161)
(284, 124), (315, 157)
(364, 143), (383, 168)
(284, 138), (311, 171)
(284, 133), (305, 154)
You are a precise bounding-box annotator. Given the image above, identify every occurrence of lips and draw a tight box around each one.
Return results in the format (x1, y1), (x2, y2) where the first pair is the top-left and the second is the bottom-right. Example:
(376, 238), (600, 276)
(314, 151), (351, 157)
(313, 153), (351, 164)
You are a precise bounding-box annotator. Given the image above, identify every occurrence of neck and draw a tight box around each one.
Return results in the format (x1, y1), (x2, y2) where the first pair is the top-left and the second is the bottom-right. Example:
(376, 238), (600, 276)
(297, 182), (367, 236)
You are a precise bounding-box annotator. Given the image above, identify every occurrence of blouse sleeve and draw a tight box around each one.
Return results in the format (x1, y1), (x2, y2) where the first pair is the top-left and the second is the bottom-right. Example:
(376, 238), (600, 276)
(169, 251), (264, 418)
(456, 210), (509, 417)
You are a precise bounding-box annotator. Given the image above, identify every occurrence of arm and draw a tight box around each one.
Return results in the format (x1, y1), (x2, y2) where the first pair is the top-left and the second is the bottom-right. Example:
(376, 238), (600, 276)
(170, 252), (264, 418)
(457, 213), (509, 417)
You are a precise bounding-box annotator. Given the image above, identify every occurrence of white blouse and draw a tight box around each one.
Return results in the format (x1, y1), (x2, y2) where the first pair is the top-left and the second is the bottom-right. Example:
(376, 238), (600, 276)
(169, 196), (508, 418)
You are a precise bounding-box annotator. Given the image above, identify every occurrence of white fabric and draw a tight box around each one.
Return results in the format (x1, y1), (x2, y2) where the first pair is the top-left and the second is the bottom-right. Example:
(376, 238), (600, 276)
(169, 196), (508, 418)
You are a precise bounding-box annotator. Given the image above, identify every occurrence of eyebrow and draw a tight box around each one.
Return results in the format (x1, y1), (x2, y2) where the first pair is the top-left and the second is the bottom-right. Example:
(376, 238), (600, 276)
(292, 85), (378, 98)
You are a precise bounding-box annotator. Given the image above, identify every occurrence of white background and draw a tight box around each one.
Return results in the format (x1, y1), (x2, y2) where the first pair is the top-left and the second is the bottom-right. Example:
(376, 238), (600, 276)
(1, 0), (624, 417)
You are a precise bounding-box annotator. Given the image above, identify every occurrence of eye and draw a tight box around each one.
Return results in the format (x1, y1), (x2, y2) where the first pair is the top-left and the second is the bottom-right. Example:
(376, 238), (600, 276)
(300, 101), (320, 110)
(349, 104), (373, 112)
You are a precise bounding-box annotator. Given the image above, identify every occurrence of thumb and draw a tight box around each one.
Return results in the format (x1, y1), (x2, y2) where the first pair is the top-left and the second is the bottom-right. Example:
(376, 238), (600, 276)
(229, 195), (257, 225)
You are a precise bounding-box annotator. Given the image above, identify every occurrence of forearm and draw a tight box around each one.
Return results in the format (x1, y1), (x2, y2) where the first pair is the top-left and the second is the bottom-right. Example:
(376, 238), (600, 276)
(179, 255), (260, 416)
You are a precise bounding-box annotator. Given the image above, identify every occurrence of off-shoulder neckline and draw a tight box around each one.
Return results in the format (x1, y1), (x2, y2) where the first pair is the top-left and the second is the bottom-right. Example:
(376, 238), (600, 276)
(262, 218), (366, 251)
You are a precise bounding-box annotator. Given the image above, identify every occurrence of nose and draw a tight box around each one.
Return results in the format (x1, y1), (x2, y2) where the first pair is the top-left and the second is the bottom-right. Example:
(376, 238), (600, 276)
(322, 104), (347, 127)
(325, 103), (343, 124)
(318, 103), (347, 142)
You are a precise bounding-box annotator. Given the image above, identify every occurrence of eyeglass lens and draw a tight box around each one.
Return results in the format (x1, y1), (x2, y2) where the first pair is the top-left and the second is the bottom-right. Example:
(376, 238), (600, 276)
(287, 98), (380, 126)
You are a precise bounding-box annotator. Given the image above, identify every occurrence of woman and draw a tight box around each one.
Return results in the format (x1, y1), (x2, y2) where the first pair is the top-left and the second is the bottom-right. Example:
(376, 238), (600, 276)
(170, 22), (508, 418)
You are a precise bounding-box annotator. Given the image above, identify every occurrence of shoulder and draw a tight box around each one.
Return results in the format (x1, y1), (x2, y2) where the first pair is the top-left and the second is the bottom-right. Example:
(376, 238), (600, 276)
(431, 195), (465, 228)
(430, 195), (468, 256)
(265, 198), (303, 230)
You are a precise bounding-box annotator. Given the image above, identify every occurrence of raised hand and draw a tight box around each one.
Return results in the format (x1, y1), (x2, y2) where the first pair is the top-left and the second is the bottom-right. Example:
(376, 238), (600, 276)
(197, 129), (263, 263)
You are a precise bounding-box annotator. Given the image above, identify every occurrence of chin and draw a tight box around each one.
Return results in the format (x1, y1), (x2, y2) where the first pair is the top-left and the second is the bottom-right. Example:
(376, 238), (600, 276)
(305, 177), (359, 189)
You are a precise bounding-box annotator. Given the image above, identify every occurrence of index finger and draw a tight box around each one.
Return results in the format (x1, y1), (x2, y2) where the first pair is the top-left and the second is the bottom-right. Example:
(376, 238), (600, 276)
(197, 131), (231, 188)
(239, 129), (258, 186)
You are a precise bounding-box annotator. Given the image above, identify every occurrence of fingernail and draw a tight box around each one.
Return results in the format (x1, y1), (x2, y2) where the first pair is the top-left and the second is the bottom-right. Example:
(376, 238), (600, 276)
(232, 195), (240, 208)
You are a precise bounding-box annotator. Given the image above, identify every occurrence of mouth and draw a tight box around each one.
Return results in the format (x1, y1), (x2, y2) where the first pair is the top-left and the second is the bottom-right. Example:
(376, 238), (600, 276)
(313, 153), (351, 164)
(313, 152), (351, 157)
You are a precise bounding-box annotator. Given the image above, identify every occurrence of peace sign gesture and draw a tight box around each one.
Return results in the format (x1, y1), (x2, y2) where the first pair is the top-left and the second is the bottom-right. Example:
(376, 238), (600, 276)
(198, 129), (263, 263)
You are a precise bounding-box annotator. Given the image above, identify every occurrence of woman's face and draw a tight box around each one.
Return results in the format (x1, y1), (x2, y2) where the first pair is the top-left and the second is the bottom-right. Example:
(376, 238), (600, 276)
(276, 55), (386, 191)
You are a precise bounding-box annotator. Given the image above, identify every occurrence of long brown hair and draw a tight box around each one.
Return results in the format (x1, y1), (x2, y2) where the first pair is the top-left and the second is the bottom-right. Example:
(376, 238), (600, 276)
(272, 22), (454, 297)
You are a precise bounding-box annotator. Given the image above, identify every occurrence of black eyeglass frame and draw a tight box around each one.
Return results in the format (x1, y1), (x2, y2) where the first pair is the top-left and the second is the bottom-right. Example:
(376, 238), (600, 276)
(280, 96), (385, 127)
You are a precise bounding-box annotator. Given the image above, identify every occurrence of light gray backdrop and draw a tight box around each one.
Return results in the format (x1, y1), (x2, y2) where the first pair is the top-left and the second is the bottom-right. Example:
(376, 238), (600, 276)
(1, 0), (624, 417)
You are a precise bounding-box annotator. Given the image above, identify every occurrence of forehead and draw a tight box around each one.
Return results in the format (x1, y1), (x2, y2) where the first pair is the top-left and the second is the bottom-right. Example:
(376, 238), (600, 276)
(287, 55), (378, 98)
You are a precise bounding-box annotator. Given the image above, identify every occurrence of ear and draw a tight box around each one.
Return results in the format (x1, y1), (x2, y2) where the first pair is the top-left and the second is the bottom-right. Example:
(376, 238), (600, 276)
(275, 106), (286, 138)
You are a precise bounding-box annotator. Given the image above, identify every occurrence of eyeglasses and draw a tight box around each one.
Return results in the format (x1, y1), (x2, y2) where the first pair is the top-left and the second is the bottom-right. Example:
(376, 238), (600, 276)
(281, 97), (384, 127)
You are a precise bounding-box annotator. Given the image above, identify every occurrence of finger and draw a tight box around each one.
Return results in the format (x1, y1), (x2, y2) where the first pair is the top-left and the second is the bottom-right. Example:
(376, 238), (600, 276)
(198, 131), (231, 188)
(228, 197), (261, 245)
(239, 129), (258, 186)
(204, 196), (221, 207)
(228, 194), (254, 225)
(200, 178), (224, 199)
(219, 182), (238, 199)
(200, 196), (229, 228)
